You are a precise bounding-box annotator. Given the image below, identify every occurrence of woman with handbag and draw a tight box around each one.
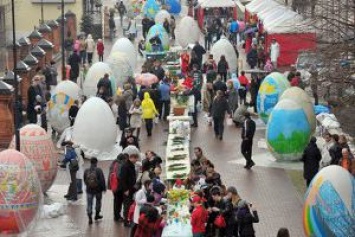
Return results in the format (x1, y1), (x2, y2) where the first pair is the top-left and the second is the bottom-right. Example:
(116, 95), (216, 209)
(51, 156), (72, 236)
(206, 188), (228, 237)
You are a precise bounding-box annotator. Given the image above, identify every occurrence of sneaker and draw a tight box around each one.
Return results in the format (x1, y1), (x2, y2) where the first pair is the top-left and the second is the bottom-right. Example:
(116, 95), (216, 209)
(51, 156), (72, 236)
(88, 217), (93, 225)
(95, 214), (103, 220)
(64, 194), (70, 199)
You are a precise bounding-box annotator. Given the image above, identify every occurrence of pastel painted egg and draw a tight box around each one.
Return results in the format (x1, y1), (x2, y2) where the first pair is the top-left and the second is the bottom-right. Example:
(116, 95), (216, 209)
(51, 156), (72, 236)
(280, 87), (316, 134)
(47, 91), (75, 133)
(303, 165), (355, 237)
(143, 0), (160, 18)
(176, 16), (199, 48)
(210, 36), (238, 72)
(9, 125), (58, 193)
(266, 99), (311, 161)
(166, 0), (181, 14)
(145, 24), (170, 52)
(107, 52), (134, 88)
(84, 62), (114, 97)
(72, 97), (119, 160)
(111, 38), (137, 71)
(257, 72), (290, 124)
(0, 149), (41, 234)
(53, 80), (80, 100)
(155, 10), (171, 25)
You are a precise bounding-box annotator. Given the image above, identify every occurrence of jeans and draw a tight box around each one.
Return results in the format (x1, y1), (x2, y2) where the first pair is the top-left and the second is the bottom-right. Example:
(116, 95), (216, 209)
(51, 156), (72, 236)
(110, 29), (115, 41)
(80, 50), (86, 64)
(158, 100), (170, 120)
(113, 190), (124, 220)
(76, 179), (83, 193)
(87, 52), (93, 64)
(241, 139), (253, 165)
(98, 54), (103, 62)
(145, 119), (153, 136)
(213, 117), (224, 138)
(66, 170), (77, 199)
(86, 192), (102, 215)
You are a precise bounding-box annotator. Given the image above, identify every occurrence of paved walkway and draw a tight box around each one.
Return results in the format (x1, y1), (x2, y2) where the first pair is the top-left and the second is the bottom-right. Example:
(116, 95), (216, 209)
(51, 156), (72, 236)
(30, 1), (306, 236)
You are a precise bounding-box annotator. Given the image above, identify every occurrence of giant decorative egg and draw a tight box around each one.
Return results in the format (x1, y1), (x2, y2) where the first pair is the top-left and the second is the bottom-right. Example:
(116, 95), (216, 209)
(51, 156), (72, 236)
(145, 24), (170, 52)
(107, 52), (133, 89)
(111, 38), (137, 71)
(176, 16), (199, 48)
(72, 97), (119, 160)
(257, 72), (290, 124)
(143, 0), (160, 18)
(280, 87), (316, 134)
(210, 36), (238, 73)
(83, 62), (114, 96)
(129, 0), (144, 16)
(303, 165), (355, 237)
(155, 10), (171, 25)
(47, 91), (75, 133)
(0, 149), (42, 234)
(266, 99), (311, 161)
(9, 125), (58, 193)
(54, 80), (80, 100)
(166, 0), (181, 14)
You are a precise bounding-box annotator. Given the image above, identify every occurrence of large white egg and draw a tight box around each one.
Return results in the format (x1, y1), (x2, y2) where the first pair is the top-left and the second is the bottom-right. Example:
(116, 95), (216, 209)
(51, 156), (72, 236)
(9, 124), (58, 193)
(54, 80), (80, 100)
(280, 87), (316, 134)
(47, 91), (75, 133)
(107, 51), (134, 88)
(210, 36), (237, 73)
(83, 62), (114, 97)
(176, 16), (200, 48)
(111, 38), (137, 71)
(72, 97), (119, 160)
(155, 10), (170, 25)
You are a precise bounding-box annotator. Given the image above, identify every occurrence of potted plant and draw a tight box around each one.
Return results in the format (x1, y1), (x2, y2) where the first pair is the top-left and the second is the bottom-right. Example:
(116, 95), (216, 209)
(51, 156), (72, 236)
(173, 94), (189, 116)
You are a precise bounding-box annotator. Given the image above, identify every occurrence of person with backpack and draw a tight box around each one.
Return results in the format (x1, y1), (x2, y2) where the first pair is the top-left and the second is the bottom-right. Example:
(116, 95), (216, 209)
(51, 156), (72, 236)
(84, 157), (106, 225)
(217, 55), (229, 82)
(61, 141), (79, 201)
(116, 0), (127, 26)
(108, 153), (128, 222)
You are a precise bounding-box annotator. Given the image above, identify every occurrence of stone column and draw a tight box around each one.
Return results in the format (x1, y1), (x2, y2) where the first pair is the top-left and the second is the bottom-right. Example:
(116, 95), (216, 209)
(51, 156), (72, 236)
(0, 80), (14, 148)
(16, 61), (31, 106)
(23, 53), (39, 83)
(47, 20), (60, 54)
(18, 37), (31, 61)
(38, 24), (53, 43)
(5, 42), (20, 71)
(37, 39), (54, 64)
(65, 10), (77, 40)
(28, 29), (43, 47)
(31, 46), (46, 69)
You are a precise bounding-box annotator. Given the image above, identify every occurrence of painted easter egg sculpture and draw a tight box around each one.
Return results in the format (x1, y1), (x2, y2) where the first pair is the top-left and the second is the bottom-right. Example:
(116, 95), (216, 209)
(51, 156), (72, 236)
(210, 36), (238, 73)
(83, 62), (114, 97)
(303, 165), (355, 236)
(0, 149), (42, 234)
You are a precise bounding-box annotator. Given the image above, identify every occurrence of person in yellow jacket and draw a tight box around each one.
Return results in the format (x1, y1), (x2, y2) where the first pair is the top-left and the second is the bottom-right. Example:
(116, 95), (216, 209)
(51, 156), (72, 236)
(141, 92), (159, 136)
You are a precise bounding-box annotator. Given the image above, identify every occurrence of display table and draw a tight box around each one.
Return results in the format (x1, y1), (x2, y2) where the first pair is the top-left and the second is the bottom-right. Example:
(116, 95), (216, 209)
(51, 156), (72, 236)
(162, 222), (193, 237)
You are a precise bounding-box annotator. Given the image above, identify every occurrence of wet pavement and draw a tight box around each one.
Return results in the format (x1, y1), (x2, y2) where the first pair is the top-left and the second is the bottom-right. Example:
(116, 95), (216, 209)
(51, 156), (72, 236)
(29, 1), (306, 236)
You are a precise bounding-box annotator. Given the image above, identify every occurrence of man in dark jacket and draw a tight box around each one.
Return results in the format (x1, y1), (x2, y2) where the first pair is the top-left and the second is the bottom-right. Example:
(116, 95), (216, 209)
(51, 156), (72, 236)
(68, 100), (79, 126)
(97, 73), (113, 98)
(329, 134), (342, 165)
(241, 112), (256, 169)
(142, 16), (150, 39)
(210, 90), (231, 140)
(213, 76), (227, 94)
(151, 60), (165, 81)
(68, 50), (81, 83)
(84, 157), (106, 224)
(301, 137), (322, 187)
(120, 153), (139, 226)
(192, 41), (206, 68)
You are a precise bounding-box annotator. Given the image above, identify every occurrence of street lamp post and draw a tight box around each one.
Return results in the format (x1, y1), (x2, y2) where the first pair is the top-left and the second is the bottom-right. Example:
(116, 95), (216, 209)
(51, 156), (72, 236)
(11, 0), (20, 151)
(61, 0), (65, 80)
(41, 0), (44, 24)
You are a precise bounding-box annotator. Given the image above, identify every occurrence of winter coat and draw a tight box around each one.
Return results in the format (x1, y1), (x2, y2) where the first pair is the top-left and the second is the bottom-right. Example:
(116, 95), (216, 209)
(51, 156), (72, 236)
(192, 44), (206, 62)
(85, 35), (95, 53)
(141, 92), (158, 119)
(217, 60), (229, 73)
(241, 118), (256, 140)
(213, 80), (227, 93)
(133, 186), (148, 224)
(119, 160), (137, 194)
(329, 143), (342, 165)
(134, 209), (161, 237)
(301, 141), (322, 180)
(211, 96), (231, 118)
(129, 105), (143, 128)
(68, 53), (80, 78)
(97, 41), (104, 55)
(237, 206), (259, 237)
(191, 205), (208, 234)
(151, 66), (165, 81)
(227, 89), (239, 112)
(83, 164), (106, 194)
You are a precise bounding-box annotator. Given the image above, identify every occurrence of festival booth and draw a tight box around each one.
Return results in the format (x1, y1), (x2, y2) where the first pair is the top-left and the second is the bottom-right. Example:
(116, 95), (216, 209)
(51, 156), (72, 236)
(196, 0), (237, 29)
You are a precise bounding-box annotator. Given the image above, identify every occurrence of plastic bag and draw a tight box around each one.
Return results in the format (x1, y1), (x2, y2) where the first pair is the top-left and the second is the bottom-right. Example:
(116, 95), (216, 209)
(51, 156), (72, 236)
(154, 116), (159, 124)
(226, 118), (233, 126)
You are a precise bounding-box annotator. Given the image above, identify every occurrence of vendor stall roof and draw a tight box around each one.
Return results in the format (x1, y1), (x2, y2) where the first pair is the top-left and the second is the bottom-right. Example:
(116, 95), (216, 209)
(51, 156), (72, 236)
(257, 6), (287, 21)
(199, 0), (236, 8)
(246, 0), (278, 14)
(262, 10), (299, 27)
(265, 18), (315, 33)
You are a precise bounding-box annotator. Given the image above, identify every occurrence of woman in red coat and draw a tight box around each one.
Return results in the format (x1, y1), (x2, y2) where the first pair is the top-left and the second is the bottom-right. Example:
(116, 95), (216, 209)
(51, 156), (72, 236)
(134, 206), (162, 237)
(96, 39), (104, 62)
(180, 50), (190, 76)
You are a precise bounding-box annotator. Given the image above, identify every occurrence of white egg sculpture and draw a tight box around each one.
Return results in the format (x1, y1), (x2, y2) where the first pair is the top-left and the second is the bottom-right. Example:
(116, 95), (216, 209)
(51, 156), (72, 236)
(111, 37), (137, 71)
(176, 16), (200, 48)
(72, 97), (119, 160)
(155, 10), (171, 25)
(280, 87), (316, 134)
(83, 62), (114, 97)
(211, 36), (238, 73)
(54, 80), (80, 100)
(107, 51), (134, 88)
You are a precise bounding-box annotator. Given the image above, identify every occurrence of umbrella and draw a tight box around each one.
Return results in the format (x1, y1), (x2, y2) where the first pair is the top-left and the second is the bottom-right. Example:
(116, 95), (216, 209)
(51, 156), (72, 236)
(135, 73), (159, 86)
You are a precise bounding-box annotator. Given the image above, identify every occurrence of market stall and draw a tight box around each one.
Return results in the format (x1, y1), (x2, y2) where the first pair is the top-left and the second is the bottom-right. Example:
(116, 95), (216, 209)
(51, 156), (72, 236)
(196, 0), (237, 29)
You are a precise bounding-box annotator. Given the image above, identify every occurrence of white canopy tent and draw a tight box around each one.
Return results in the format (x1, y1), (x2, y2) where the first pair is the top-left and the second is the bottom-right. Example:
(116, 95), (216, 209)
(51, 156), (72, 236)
(257, 6), (288, 21)
(199, 0), (236, 8)
(246, 0), (278, 14)
(265, 18), (314, 34)
(262, 10), (299, 28)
